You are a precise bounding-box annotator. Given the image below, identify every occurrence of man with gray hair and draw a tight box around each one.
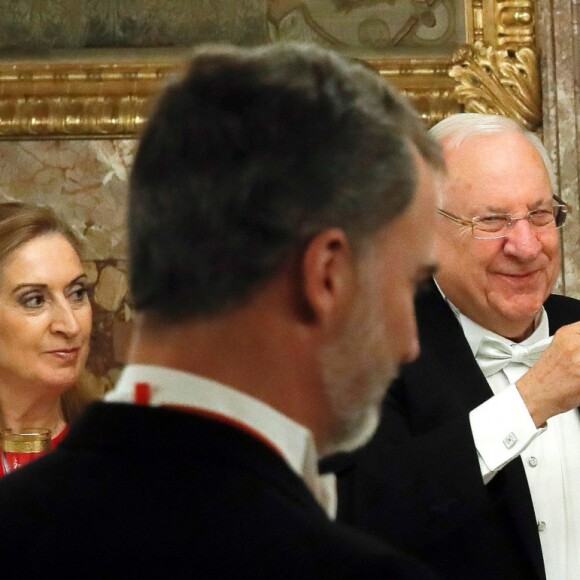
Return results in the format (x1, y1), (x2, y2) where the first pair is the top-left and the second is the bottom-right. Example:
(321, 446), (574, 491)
(0, 43), (443, 578)
(326, 113), (580, 579)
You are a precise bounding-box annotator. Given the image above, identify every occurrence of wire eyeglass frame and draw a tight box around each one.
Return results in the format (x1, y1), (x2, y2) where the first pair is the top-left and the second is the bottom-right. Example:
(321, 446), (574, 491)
(437, 195), (569, 240)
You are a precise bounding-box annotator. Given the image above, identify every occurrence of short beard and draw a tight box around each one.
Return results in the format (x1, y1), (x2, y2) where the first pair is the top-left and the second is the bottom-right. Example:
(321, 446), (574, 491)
(318, 269), (396, 458)
(320, 401), (381, 458)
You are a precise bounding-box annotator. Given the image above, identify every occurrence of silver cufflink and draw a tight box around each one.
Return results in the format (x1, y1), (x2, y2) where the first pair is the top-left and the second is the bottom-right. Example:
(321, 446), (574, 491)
(503, 432), (518, 449)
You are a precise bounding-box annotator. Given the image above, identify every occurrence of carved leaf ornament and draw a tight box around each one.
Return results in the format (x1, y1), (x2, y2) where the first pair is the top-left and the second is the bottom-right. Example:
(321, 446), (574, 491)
(450, 40), (541, 131)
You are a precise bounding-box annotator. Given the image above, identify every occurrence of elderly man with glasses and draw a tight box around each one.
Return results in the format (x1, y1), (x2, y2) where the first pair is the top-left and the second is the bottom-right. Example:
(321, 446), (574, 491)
(324, 113), (580, 580)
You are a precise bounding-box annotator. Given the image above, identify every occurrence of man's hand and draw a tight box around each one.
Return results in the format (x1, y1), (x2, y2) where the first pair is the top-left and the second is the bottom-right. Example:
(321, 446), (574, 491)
(517, 321), (580, 427)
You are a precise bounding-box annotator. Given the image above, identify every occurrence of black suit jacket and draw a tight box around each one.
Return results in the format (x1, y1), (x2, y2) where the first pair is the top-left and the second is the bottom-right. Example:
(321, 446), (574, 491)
(323, 283), (580, 580)
(0, 402), (438, 579)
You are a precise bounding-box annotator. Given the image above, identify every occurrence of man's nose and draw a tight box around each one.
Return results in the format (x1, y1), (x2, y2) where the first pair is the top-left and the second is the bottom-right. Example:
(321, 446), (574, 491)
(502, 218), (542, 261)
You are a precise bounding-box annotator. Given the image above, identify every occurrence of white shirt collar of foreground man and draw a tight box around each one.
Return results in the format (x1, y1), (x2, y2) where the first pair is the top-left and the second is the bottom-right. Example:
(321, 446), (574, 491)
(106, 364), (337, 519)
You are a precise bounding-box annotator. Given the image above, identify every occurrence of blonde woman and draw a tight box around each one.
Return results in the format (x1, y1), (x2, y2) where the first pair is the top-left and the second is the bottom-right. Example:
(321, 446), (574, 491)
(0, 202), (94, 475)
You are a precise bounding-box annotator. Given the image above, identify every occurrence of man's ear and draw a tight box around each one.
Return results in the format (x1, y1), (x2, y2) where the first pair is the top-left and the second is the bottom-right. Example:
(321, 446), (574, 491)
(301, 228), (356, 322)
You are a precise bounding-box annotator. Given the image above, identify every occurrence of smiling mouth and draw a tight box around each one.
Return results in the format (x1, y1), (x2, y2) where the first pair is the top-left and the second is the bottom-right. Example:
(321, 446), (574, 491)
(496, 270), (539, 278)
(492, 271), (545, 288)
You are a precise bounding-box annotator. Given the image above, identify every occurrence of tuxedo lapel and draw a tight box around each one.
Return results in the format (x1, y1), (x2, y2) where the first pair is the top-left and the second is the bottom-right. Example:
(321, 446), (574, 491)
(545, 293), (580, 333)
(413, 283), (493, 413)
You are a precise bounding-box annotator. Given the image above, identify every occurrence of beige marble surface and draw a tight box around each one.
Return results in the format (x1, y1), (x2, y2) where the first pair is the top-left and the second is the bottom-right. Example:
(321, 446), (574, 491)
(0, 140), (134, 260)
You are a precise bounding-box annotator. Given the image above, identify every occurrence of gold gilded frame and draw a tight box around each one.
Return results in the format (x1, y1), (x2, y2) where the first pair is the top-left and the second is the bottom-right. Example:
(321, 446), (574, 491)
(0, 0), (540, 139)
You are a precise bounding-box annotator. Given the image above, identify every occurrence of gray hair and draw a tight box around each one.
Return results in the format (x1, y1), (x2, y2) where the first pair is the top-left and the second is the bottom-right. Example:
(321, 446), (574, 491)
(129, 42), (444, 320)
(429, 113), (556, 196)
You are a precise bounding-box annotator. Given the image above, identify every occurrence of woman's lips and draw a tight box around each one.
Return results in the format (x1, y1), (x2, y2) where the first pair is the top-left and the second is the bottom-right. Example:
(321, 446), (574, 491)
(46, 348), (80, 363)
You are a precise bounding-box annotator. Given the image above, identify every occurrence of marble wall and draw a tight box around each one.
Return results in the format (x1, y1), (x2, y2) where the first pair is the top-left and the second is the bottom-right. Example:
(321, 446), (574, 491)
(538, 0), (580, 297)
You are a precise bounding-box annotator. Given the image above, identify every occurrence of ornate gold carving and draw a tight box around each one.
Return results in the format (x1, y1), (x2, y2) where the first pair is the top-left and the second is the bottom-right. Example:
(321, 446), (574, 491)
(402, 89), (462, 128)
(372, 56), (462, 127)
(363, 0), (539, 131)
(495, 0), (535, 47)
(449, 40), (541, 130)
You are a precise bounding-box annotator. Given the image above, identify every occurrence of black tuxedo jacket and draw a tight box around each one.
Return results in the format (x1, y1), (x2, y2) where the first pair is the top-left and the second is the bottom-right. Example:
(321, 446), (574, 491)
(323, 283), (580, 580)
(0, 402), (438, 579)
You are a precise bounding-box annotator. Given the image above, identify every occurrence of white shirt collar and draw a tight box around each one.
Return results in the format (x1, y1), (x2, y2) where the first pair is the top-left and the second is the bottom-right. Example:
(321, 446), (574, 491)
(456, 307), (549, 356)
(105, 364), (336, 518)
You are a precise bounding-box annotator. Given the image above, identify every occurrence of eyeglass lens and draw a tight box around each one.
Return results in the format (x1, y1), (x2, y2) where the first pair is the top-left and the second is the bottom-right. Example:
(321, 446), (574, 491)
(474, 205), (567, 238)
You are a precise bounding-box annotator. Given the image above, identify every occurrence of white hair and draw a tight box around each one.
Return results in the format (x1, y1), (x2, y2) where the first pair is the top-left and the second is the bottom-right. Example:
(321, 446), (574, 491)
(429, 113), (557, 196)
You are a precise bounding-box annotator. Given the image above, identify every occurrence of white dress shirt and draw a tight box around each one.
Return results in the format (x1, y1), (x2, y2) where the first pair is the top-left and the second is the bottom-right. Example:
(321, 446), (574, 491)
(105, 364), (337, 519)
(448, 306), (580, 579)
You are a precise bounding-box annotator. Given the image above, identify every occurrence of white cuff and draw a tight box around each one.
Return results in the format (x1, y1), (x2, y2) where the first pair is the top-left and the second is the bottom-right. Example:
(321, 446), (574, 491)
(470, 384), (546, 481)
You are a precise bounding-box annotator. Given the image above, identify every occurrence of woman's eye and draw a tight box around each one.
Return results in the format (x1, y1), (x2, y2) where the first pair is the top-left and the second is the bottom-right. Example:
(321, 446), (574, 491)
(21, 294), (45, 308)
(70, 286), (88, 302)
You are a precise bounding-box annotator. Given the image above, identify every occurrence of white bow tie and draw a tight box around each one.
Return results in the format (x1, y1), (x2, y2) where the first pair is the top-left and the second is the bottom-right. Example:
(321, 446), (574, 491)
(476, 335), (553, 377)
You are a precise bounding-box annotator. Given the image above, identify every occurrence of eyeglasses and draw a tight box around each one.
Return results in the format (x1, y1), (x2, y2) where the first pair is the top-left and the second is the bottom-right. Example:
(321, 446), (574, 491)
(437, 195), (570, 240)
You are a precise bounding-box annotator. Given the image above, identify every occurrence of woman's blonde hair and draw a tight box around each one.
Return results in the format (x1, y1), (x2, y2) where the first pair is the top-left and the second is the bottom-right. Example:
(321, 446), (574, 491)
(0, 202), (81, 261)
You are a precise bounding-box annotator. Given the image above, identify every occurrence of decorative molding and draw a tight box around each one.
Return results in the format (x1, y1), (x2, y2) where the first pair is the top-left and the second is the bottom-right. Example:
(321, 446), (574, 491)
(449, 41), (541, 130)
(494, 0), (536, 48)
(0, 51), (187, 138)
